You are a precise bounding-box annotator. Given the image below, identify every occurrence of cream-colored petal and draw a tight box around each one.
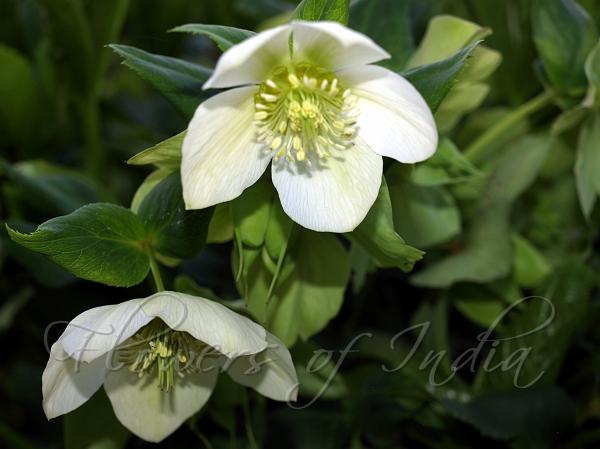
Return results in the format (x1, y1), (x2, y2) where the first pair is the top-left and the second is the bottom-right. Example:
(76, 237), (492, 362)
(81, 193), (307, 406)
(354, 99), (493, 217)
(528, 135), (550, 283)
(226, 332), (298, 402)
(271, 138), (383, 232)
(104, 366), (218, 443)
(141, 292), (268, 358)
(291, 21), (390, 71)
(204, 25), (291, 89)
(59, 300), (153, 364)
(340, 65), (438, 163)
(42, 342), (108, 419)
(182, 86), (271, 209)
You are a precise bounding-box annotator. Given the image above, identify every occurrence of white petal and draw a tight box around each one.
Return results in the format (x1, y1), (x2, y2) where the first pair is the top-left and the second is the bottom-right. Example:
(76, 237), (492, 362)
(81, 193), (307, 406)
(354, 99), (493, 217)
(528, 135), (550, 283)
(226, 333), (298, 402)
(340, 65), (438, 163)
(59, 300), (153, 364)
(42, 342), (108, 419)
(204, 25), (291, 89)
(104, 366), (218, 443)
(141, 292), (268, 358)
(271, 138), (383, 232)
(182, 86), (271, 209)
(291, 21), (390, 71)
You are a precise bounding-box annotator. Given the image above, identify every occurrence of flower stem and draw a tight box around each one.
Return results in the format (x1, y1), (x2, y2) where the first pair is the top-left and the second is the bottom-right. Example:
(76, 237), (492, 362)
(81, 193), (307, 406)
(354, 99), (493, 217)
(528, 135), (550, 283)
(149, 257), (165, 292)
(464, 90), (554, 163)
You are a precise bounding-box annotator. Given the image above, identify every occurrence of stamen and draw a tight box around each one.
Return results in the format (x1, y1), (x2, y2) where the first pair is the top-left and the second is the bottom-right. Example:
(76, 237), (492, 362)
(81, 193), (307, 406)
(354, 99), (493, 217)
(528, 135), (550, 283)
(118, 320), (208, 392)
(253, 63), (359, 166)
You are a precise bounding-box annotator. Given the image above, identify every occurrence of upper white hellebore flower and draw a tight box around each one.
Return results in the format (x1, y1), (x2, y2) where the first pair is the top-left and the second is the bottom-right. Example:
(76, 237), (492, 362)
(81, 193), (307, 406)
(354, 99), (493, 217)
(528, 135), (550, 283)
(43, 291), (298, 442)
(182, 21), (438, 233)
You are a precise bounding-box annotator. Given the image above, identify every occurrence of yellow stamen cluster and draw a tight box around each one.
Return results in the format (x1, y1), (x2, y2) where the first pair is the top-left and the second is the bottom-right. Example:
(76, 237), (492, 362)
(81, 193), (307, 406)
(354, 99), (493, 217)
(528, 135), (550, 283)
(254, 63), (359, 164)
(119, 320), (207, 392)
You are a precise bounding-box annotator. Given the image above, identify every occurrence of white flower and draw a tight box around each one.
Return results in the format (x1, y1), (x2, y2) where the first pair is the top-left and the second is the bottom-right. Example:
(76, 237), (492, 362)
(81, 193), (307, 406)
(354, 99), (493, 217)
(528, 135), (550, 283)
(182, 21), (438, 233)
(42, 291), (298, 443)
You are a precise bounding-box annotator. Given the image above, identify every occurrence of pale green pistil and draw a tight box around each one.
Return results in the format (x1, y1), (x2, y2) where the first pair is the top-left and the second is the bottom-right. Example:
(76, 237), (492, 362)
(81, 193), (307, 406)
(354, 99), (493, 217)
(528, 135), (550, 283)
(254, 63), (359, 164)
(119, 320), (206, 392)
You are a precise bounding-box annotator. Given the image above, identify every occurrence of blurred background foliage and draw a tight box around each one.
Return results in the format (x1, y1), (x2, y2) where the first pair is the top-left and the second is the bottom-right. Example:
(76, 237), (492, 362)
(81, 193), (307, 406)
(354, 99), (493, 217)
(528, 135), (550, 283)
(1, 0), (600, 448)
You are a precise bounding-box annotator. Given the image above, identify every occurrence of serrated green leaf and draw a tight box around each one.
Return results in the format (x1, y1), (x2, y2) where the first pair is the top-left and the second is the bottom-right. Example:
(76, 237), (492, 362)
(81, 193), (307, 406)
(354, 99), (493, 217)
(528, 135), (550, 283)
(109, 44), (212, 117)
(127, 131), (184, 170)
(171, 24), (255, 51)
(350, 177), (424, 272)
(402, 42), (480, 112)
(138, 172), (213, 259)
(292, 0), (350, 24)
(6, 203), (151, 287)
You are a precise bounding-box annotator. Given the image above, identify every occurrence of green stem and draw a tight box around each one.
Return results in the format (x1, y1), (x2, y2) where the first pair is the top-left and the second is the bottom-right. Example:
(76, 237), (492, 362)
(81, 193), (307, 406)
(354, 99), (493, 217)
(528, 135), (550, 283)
(464, 90), (554, 163)
(242, 391), (259, 449)
(149, 257), (165, 292)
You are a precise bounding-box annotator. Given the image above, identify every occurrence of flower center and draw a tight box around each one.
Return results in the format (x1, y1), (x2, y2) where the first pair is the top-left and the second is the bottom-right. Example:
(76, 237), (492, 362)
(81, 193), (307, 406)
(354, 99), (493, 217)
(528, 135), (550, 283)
(118, 320), (209, 392)
(254, 63), (359, 163)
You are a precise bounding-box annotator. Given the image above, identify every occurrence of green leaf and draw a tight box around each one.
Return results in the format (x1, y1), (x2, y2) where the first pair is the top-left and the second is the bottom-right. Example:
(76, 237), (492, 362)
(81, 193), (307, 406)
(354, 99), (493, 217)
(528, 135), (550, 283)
(6, 203), (151, 287)
(411, 138), (481, 187)
(407, 15), (489, 68)
(109, 44), (212, 117)
(292, 0), (350, 24)
(0, 44), (39, 143)
(575, 112), (600, 217)
(137, 172), (213, 260)
(442, 388), (575, 442)
(512, 234), (551, 288)
(387, 168), (461, 249)
(412, 134), (551, 288)
(0, 159), (101, 216)
(130, 168), (171, 213)
(64, 389), (129, 449)
(268, 231), (351, 346)
(170, 24), (255, 51)
(477, 257), (596, 391)
(406, 15), (499, 132)
(532, 0), (598, 94)
(41, 0), (94, 93)
(87, 0), (130, 81)
(402, 42), (480, 112)
(350, 177), (424, 272)
(349, 0), (414, 71)
(231, 178), (274, 248)
(127, 131), (184, 170)
(585, 39), (600, 102)
(207, 203), (233, 244)
(3, 221), (75, 288)
(452, 284), (507, 328)
(293, 341), (348, 399)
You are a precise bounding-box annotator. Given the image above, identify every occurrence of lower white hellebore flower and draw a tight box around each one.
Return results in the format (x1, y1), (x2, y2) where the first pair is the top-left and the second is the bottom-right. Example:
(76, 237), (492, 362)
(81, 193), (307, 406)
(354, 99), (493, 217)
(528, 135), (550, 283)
(43, 291), (298, 442)
(182, 20), (438, 232)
